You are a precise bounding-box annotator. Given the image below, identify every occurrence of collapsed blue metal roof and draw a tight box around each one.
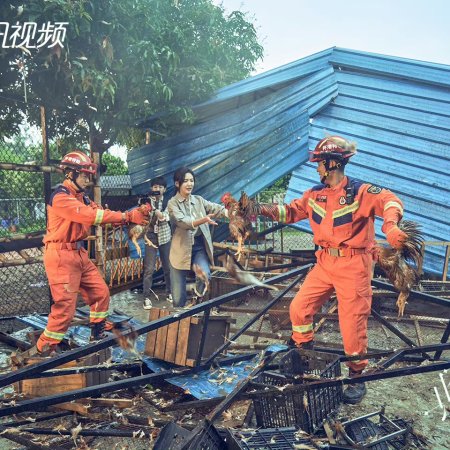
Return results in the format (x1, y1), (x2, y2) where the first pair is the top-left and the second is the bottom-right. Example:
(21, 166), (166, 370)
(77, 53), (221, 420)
(127, 47), (450, 276)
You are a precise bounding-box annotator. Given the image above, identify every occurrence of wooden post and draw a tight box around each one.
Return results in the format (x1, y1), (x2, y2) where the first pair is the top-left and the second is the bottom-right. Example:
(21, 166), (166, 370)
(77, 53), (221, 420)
(40, 106), (52, 208)
(443, 243), (450, 282)
(90, 132), (104, 274)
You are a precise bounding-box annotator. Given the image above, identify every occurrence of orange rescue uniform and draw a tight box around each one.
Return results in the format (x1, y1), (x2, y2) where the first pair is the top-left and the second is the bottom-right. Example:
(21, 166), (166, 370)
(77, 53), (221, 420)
(273, 176), (403, 372)
(37, 180), (124, 351)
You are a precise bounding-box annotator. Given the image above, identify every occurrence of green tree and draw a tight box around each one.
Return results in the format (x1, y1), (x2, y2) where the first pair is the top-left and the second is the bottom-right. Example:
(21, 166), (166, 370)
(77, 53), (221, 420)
(102, 152), (128, 176)
(0, 0), (263, 156)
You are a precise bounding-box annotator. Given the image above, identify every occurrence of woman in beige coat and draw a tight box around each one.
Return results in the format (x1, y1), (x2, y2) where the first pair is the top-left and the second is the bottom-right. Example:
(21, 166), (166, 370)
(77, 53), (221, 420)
(167, 167), (227, 307)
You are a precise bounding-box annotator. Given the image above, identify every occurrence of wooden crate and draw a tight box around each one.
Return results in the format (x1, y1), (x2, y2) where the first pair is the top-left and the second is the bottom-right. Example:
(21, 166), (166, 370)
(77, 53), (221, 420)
(145, 307), (233, 367)
(15, 348), (111, 398)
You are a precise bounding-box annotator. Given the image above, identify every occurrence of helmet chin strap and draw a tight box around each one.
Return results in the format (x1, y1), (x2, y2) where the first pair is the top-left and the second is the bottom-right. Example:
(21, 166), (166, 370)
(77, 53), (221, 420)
(66, 170), (84, 193)
(321, 159), (342, 184)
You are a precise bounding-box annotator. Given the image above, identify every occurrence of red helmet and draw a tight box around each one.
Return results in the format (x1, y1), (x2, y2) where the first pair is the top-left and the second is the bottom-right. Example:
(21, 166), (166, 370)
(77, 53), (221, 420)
(60, 151), (97, 175)
(309, 136), (357, 162)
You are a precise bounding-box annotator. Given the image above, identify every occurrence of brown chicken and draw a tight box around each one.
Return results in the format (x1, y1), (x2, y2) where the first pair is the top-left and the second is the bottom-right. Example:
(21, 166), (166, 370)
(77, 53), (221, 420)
(376, 220), (424, 316)
(221, 191), (255, 261)
(128, 204), (155, 258)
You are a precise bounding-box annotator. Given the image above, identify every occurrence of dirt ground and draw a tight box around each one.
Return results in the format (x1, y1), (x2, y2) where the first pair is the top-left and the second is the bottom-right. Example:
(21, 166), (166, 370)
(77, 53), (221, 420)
(0, 285), (448, 449)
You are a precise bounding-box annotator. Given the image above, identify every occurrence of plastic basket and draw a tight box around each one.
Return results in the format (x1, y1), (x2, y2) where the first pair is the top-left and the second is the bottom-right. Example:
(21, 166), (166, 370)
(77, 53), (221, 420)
(153, 421), (226, 450)
(226, 427), (314, 450)
(247, 350), (343, 433)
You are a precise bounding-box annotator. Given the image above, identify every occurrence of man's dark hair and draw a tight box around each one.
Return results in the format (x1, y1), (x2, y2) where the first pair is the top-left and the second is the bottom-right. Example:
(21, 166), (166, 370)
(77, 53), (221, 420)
(173, 167), (195, 192)
(150, 176), (167, 188)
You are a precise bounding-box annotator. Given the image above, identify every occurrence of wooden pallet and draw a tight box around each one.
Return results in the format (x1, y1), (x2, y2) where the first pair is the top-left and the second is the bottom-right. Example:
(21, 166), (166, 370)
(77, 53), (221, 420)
(145, 307), (234, 367)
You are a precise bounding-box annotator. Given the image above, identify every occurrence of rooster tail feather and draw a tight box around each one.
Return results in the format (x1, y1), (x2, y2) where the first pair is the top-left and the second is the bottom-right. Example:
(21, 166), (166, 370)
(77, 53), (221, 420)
(399, 220), (424, 266)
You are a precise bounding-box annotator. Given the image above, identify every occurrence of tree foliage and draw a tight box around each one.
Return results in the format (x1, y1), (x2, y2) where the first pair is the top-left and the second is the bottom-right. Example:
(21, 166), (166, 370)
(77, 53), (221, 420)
(102, 152), (128, 175)
(0, 0), (263, 153)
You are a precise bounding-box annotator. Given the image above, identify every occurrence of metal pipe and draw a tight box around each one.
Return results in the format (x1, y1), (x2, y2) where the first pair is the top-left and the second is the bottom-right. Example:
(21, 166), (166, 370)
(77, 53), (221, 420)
(0, 353), (258, 418)
(0, 264), (312, 390)
(371, 278), (450, 308)
(204, 273), (304, 365)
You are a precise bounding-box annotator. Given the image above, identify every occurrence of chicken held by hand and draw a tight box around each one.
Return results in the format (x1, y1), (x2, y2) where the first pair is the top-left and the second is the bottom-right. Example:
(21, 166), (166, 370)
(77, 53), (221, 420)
(221, 191), (256, 261)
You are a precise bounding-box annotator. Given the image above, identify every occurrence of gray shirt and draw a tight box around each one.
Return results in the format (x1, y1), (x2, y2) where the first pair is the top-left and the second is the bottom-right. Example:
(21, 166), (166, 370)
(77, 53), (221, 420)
(168, 193), (226, 270)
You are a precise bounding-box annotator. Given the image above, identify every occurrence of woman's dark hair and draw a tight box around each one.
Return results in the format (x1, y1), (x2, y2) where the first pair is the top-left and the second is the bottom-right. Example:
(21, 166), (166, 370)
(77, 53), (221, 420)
(150, 176), (167, 188)
(173, 167), (195, 192)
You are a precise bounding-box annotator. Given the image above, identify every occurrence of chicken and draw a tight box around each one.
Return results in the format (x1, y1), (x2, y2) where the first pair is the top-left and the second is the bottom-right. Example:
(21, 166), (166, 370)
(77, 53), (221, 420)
(227, 260), (279, 291)
(192, 263), (209, 297)
(376, 220), (424, 316)
(221, 191), (255, 261)
(128, 204), (155, 258)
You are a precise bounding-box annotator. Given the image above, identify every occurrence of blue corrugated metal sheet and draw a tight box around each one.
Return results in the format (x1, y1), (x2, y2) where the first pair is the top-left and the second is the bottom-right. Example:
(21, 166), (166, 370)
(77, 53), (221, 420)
(128, 47), (450, 276)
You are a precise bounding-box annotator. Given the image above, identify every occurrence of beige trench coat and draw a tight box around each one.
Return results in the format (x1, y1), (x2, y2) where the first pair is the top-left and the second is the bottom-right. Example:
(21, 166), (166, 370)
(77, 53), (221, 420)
(168, 193), (227, 270)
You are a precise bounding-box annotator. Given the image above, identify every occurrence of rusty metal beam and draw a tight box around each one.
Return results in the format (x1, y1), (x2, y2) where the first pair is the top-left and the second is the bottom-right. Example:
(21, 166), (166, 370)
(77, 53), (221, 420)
(0, 264), (312, 391)
(371, 278), (450, 308)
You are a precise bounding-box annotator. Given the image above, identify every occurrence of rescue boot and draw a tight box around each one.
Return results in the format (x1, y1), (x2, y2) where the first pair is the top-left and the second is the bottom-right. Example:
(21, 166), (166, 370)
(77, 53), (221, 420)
(343, 370), (367, 404)
(90, 320), (108, 341)
(287, 335), (314, 350)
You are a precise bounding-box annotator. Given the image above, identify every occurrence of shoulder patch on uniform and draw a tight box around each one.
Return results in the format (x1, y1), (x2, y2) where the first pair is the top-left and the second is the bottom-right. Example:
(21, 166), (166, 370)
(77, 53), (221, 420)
(367, 185), (382, 194)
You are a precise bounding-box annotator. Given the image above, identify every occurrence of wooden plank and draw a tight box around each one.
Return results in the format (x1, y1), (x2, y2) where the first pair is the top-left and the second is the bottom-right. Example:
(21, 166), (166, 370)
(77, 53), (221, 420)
(17, 358), (86, 398)
(154, 310), (170, 360)
(144, 308), (161, 357)
(54, 402), (90, 415)
(164, 320), (180, 363)
(174, 317), (191, 366)
(88, 398), (134, 408)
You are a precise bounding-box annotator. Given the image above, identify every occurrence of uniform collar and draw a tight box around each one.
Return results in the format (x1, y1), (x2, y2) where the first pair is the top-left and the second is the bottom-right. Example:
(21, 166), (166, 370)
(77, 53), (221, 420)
(63, 179), (80, 195)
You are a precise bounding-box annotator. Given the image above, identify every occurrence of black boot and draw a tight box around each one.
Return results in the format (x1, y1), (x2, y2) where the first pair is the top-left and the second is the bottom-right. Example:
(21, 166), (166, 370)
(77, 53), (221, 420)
(90, 321), (107, 341)
(287, 336), (314, 350)
(343, 370), (367, 404)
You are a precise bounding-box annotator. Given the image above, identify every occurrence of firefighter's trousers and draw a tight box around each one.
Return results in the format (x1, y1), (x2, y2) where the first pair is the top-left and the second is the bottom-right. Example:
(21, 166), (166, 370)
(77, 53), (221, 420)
(290, 250), (372, 372)
(37, 244), (110, 351)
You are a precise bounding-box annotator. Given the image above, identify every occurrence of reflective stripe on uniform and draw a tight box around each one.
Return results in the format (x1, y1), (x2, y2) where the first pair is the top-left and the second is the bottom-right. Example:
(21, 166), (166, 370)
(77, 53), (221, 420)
(278, 205), (287, 222)
(292, 323), (314, 333)
(43, 328), (66, 340)
(90, 311), (108, 319)
(308, 198), (326, 218)
(384, 201), (403, 216)
(332, 200), (360, 219)
(93, 209), (104, 226)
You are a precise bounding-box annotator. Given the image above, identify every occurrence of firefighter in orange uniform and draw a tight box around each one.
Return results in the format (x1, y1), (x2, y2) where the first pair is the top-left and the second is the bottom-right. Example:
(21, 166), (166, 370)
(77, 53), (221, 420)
(258, 136), (407, 404)
(36, 150), (149, 354)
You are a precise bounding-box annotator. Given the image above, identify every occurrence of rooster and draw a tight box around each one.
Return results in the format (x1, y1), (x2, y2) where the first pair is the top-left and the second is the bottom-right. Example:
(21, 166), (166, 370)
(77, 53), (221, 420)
(376, 220), (424, 316)
(128, 204), (155, 258)
(221, 191), (255, 261)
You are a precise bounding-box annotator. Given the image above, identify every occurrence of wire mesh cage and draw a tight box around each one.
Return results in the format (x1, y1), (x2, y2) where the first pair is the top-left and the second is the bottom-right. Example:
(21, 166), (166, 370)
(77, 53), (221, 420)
(227, 427), (313, 450)
(247, 351), (343, 433)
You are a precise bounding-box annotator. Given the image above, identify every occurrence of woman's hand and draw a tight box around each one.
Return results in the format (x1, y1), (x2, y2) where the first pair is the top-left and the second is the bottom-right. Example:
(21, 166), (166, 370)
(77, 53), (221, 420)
(204, 213), (218, 226)
(193, 214), (218, 227)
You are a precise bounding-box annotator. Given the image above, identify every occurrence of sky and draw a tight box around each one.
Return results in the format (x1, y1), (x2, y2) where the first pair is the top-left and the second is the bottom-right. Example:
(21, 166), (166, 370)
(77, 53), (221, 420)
(214, 0), (450, 74)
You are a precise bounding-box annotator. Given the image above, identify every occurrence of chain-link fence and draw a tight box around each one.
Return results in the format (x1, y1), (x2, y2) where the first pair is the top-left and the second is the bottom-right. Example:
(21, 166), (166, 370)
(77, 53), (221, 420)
(0, 122), (55, 315)
(255, 190), (314, 253)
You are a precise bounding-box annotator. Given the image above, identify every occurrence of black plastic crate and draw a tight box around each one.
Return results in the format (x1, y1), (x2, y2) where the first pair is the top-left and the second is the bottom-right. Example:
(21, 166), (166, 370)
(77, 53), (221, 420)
(153, 421), (226, 450)
(247, 350), (343, 433)
(226, 427), (314, 450)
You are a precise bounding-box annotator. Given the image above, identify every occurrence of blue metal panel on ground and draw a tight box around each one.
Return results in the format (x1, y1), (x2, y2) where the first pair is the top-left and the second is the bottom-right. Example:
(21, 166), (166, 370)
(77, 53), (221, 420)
(129, 47), (450, 275)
